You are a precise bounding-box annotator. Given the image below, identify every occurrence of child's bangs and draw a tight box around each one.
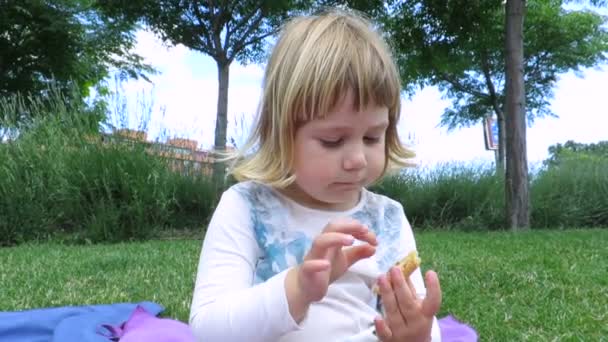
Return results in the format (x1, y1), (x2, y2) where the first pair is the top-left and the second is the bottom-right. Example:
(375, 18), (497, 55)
(293, 20), (401, 123)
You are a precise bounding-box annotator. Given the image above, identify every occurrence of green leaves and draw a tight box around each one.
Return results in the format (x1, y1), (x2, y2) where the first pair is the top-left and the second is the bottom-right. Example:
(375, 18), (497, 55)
(0, 0), (153, 105)
(385, 0), (608, 127)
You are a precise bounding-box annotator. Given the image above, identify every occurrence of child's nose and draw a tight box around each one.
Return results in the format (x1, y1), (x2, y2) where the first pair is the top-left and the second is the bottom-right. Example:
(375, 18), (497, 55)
(343, 146), (367, 170)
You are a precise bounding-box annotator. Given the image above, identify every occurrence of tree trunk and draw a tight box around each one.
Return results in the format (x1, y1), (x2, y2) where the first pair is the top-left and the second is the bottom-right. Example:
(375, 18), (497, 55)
(212, 61), (230, 187)
(505, 0), (530, 230)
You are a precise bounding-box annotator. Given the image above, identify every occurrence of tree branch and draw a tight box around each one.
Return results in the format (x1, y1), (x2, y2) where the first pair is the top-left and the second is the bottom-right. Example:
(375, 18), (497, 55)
(225, 3), (263, 51)
(191, 4), (217, 57)
(480, 50), (502, 116)
(209, 0), (225, 55)
(525, 50), (552, 85)
(228, 7), (279, 61)
(437, 71), (490, 99)
(229, 26), (275, 62)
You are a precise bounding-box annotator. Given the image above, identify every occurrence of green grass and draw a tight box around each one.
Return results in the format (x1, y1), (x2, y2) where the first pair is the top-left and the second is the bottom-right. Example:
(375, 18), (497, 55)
(1, 229), (607, 340)
(418, 229), (608, 341)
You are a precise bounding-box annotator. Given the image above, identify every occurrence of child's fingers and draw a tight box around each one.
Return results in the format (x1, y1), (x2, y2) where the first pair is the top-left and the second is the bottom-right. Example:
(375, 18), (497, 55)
(306, 232), (355, 259)
(299, 259), (330, 274)
(377, 273), (404, 329)
(404, 275), (427, 317)
(297, 260), (332, 302)
(421, 270), (442, 317)
(405, 275), (418, 303)
(324, 219), (378, 246)
(357, 229), (378, 246)
(374, 317), (393, 341)
(390, 266), (417, 317)
(343, 243), (376, 266)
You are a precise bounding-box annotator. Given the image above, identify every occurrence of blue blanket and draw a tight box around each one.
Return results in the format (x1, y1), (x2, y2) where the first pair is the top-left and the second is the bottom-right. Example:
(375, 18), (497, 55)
(0, 302), (163, 342)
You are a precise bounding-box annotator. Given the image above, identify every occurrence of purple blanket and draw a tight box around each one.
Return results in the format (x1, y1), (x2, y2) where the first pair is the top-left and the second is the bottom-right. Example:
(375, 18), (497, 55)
(99, 305), (195, 341)
(0, 302), (474, 342)
(438, 315), (478, 341)
(0, 302), (163, 342)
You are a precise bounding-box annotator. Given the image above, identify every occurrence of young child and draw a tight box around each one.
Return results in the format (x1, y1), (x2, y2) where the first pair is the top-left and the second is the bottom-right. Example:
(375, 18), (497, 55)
(189, 8), (442, 342)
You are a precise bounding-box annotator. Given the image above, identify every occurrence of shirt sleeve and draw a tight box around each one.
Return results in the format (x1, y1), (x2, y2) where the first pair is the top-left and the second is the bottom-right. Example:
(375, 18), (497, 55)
(396, 203), (442, 342)
(189, 187), (302, 341)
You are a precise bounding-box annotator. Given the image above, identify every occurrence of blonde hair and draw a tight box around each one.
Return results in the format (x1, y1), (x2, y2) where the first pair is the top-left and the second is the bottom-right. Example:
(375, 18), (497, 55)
(228, 8), (415, 187)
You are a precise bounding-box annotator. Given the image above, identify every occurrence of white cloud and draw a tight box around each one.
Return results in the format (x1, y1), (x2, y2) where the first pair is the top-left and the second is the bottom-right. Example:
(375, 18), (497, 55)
(133, 30), (190, 68)
(527, 68), (607, 163)
(230, 63), (266, 81)
(399, 87), (495, 168)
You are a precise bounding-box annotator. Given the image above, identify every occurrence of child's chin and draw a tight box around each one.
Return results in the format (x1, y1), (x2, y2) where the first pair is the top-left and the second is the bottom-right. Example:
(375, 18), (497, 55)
(323, 190), (361, 207)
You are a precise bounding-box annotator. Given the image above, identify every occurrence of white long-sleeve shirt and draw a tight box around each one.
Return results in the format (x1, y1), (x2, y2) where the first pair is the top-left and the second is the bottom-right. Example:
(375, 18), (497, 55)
(189, 181), (441, 342)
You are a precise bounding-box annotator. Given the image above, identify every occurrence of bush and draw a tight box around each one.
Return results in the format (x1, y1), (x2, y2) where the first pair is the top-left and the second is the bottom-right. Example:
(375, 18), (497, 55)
(0, 90), (218, 246)
(2, 90), (606, 246)
(373, 163), (505, 230)
(373, 155), (607, 231)
(531, 154), (608, 228)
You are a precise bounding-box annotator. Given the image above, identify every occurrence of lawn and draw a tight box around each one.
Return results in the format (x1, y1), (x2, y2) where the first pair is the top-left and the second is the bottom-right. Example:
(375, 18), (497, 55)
(1, 229), (607, 340)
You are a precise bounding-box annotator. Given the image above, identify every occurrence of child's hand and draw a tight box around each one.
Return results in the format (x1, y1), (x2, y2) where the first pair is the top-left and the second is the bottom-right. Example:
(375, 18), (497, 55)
(374, 268), (442, 342)
(285, 218), (377, 321)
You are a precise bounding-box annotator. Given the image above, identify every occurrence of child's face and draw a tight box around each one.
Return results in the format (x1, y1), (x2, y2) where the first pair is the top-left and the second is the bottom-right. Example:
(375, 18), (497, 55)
(287, 91), (388, 210)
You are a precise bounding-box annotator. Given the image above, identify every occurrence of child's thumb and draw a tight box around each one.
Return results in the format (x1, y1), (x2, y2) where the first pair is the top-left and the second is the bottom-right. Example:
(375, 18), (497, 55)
(300, 259), (331, 275)
(344, 244), (376, 267)
(298, 260), (331, 302)
(421, 270), (442, 317)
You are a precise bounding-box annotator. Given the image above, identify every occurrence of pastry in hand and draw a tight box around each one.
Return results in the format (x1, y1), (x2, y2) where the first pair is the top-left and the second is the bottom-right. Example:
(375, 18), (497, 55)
(373, 251), (420, 294)
(396, 250), (421, 279)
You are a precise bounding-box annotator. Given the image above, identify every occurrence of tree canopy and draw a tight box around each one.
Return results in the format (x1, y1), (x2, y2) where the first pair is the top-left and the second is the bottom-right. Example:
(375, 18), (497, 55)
(0, 0), (153, 100)
(387, 0), (608, 130)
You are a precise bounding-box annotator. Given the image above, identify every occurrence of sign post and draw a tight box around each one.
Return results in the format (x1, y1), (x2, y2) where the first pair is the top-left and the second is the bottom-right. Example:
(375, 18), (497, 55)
(484, 115), (501, 169)
(484, 116), (499, 151)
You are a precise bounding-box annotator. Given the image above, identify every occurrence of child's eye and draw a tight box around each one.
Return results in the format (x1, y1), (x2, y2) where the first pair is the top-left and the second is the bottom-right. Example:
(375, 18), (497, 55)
(320, 138), (343, 148)
(364, 136), (381, 144)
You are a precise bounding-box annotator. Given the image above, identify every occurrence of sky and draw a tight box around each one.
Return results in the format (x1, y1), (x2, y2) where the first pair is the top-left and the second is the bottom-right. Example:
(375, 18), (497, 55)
(109, 16), (608, 171)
